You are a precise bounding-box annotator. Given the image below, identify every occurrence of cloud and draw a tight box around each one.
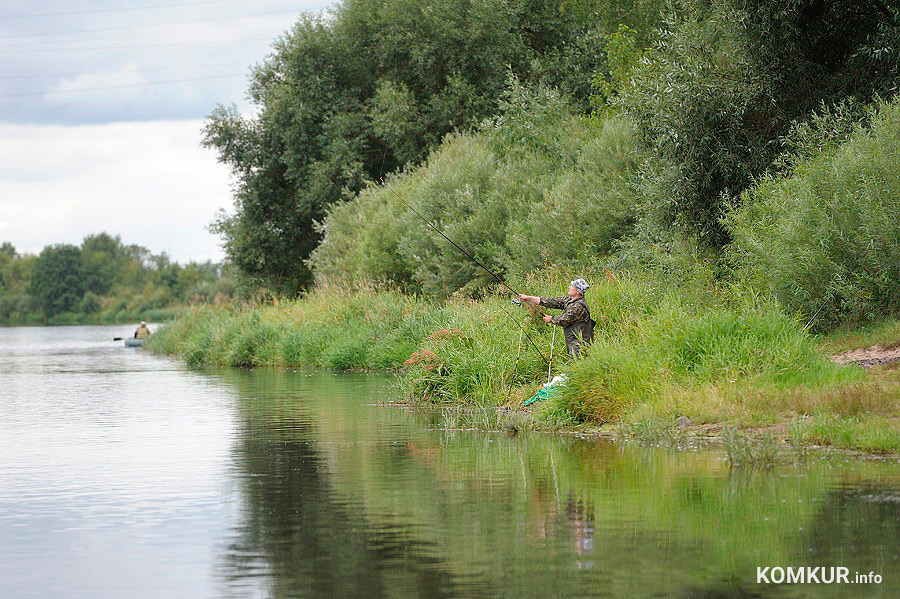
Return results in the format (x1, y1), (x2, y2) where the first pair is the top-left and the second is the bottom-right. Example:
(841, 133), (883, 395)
(48, 63), (147, 94)
(0, 120), (232, 263)
(42, 63), (163, 114)
(0, 2), (336, 125)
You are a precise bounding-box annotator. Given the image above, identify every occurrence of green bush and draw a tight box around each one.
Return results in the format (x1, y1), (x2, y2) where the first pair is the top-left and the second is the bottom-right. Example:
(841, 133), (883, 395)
(725, 97), (900, 329)
(323, 334), (371, 371)
(311, 86), (650, 296)
(78, 291), (101, 314)
(618, 0), (899, 246)
(142, 307), (185, 322)
(281, 329), (333, 367)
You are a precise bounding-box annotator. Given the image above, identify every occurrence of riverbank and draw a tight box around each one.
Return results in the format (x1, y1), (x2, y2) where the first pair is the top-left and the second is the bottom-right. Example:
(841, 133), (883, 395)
(146, 276), (899, 454)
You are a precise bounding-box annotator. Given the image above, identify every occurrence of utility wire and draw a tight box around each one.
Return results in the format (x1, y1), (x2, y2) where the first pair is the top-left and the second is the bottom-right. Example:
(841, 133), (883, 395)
(0, 29), (271, 50)
(0, 62), (244, 80)
(0, 73), (245, 99)
(0, 0), (253, 20)
(0, 7), (315, 42)
(0, 37), (272, 55)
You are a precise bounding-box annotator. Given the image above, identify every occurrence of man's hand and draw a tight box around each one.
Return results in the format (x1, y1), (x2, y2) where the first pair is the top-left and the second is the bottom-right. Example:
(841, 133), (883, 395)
(542, 314), (552, 323)
(518, 294), (539, 305)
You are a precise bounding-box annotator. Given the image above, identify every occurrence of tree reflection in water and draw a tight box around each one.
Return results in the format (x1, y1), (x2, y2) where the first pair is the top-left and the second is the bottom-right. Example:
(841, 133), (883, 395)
(212, 369), (899, 598)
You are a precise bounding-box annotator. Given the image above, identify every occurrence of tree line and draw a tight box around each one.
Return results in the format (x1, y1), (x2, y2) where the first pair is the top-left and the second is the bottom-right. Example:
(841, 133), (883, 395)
(203, 0), (665, 292)
(0, 234), (234, 325)
(205, 0), (897, 298)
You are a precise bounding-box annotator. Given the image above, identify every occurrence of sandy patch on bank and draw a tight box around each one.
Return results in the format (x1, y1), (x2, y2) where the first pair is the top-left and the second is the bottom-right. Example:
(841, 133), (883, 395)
(832, 343), (900, 368)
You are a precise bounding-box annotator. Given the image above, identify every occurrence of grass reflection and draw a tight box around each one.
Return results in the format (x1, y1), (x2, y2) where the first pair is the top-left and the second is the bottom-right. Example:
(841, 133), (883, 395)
(213, 369), (899, 598)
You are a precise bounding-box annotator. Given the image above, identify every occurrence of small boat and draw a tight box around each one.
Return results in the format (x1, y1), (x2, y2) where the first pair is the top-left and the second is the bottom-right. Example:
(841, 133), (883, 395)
(124, 338), (145, 347)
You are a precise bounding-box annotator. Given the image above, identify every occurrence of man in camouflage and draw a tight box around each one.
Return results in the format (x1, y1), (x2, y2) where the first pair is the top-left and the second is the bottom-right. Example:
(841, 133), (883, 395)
(518, 278), (594, 358)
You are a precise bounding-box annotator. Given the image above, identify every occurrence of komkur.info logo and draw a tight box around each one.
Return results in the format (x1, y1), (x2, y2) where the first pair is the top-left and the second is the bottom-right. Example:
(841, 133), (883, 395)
(757, 567), (882, 585)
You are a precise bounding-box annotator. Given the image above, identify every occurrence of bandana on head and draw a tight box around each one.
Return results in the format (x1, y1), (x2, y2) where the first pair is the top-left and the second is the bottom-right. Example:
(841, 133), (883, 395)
(571, 278), (589, 294)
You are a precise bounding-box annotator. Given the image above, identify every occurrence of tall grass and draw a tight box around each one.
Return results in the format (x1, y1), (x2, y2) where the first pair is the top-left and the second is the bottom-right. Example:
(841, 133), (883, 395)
(555, 293), (863, 423)
(148, 282), (450, 370)
(149, 267), (898, 447)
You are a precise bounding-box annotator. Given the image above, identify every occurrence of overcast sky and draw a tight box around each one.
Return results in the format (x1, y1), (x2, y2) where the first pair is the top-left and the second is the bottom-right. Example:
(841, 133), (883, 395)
(0, 0), (336, 263)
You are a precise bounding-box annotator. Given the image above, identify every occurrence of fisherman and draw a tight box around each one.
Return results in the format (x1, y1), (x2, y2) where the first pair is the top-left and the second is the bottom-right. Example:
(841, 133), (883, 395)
(134, 321), (151, 340)
(518, 279), (594, 358)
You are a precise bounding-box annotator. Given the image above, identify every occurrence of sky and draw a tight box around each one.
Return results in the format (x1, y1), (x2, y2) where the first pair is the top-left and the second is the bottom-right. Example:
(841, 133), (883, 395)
(0, 0), (336, 263)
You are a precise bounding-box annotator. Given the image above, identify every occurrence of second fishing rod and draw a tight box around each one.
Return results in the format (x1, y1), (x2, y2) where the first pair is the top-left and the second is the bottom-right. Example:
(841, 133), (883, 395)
(381, 184), (551, 365)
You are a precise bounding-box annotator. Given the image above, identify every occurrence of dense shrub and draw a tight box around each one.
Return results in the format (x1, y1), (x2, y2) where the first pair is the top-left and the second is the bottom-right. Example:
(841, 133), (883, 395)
(147, 283), (453, 370)
(725, 97), (900, 329)
(619, 0), (899, 246)
(311, 86), (650, 296)
(0, 234), (233, 325)
(558, 294), (861, 423)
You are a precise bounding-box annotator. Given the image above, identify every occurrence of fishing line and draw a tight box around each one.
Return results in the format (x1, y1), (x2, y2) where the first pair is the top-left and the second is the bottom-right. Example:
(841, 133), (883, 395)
(546, 326), (556, 384)
(381, 184), (522, 297)
(803, 290), (835, 332)
(509, 318), (525, 393)
(380, 182), (550, 364)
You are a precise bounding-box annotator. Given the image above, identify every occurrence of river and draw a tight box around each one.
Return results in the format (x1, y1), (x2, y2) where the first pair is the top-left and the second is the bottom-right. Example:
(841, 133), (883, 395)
(0, 325), (897, 598)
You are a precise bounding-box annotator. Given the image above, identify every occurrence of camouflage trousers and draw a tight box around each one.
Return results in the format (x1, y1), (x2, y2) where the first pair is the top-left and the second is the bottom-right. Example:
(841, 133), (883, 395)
(563, 327), (582, 358)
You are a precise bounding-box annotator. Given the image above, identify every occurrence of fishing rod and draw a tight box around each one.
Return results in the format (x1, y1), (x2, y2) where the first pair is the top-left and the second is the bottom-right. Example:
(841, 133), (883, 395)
(381, 183), (550, 364)
(381, 184), (523, 297)
(803, 290), (835, 332)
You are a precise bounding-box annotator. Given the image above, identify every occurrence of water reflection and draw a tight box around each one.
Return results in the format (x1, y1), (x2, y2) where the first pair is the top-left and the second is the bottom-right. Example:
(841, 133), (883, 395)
(1, 328), (896, 598)
(214, 369), (898, 598)
(215, 371), (463, 598)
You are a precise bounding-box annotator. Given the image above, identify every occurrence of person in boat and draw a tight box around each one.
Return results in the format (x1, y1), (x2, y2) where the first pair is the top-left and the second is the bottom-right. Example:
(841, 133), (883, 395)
(518, 278), (594, 358)
(134, 321), (151, 340)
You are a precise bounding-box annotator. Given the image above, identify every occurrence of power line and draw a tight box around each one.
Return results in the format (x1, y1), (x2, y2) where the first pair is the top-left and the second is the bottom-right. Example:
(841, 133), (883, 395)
(0, 28), (258, 50)
(0, 73), (246, 99)
(0, 28), (267, 50)
(0, 0), (251, 20)
(0, 37), (273, 55)
(0, 7), (311, 42)
(0, 62), (244, 80)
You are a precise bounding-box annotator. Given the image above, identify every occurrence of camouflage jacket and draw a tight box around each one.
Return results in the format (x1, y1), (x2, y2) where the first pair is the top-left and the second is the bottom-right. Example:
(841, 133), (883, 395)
(539, 296), (591, 328)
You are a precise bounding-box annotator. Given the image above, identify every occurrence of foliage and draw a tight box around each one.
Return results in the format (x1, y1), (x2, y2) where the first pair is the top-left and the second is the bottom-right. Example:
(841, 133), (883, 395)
(148, 268), (898, 451)
(725, 97), (900, 329)
(0, 234), (235, 325)
(29, 244), (85, 317)
(80, 232), (125, 296)
(721, 427), (780, 468)
(590, 24), (646, 112)
(815, 319), (900, 356)
(553, 288), (859, 422)
(311, 85), (650, 296)
(789, 413), (900, 453)
(561, 0), (667, 47)
(147, 282), (453, 370)
(618, 0), (900, 246)
(204, 0), (610, 293)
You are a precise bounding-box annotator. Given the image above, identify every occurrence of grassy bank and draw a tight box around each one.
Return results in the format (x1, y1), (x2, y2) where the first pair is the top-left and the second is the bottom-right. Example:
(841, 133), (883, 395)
(148, 273), (899, 453)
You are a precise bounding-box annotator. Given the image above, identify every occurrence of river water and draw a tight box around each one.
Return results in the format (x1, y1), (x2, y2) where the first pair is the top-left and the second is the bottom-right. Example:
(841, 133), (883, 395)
(0, 325), (897, 598)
